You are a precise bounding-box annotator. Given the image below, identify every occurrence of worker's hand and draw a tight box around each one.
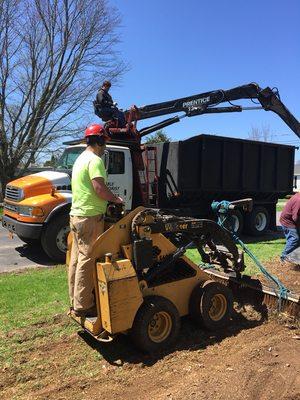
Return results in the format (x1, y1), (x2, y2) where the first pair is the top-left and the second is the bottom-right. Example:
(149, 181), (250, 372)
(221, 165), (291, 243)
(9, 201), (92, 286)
(114, 196), (124, 204)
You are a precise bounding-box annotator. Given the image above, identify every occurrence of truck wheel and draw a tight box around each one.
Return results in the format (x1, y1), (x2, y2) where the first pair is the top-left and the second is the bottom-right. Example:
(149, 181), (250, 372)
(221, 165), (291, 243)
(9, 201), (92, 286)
(244, 206), (269, 236)
(223, 210), (243, 236)
(41, 213), (70, 262)
(189, 280), (233, 330)
(131, 296), (180, 353)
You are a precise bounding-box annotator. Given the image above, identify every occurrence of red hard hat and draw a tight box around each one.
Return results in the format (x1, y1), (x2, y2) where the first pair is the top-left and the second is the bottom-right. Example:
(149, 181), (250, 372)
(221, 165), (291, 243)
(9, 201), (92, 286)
(84, 124), (107, 138)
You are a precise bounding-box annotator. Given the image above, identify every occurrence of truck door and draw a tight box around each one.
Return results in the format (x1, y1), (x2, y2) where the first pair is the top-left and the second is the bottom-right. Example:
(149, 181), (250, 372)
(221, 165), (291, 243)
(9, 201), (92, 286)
(107, 148), (133, 210)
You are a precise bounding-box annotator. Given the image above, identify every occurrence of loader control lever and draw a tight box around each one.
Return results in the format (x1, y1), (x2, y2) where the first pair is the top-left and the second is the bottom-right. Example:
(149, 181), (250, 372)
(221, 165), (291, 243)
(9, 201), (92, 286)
(106, 202), (125, 222)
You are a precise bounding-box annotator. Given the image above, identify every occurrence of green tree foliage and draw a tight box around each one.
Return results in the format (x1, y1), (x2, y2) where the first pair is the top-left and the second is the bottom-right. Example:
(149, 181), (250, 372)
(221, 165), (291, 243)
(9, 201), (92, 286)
(144, 130), (171, 144)
(44, 154), (58, 168)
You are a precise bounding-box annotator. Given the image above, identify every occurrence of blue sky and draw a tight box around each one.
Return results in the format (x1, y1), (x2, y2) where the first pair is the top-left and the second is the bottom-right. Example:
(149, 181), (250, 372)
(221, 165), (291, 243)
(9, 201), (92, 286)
(103, 0), (300, 158)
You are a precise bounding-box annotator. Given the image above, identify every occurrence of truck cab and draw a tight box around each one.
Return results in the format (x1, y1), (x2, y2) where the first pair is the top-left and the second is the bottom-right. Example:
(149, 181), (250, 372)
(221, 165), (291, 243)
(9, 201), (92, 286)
(2, 144), (133, 262)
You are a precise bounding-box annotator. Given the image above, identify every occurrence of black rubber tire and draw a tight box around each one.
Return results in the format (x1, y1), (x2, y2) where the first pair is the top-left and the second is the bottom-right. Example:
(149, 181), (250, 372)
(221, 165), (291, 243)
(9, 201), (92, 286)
(224, 210), (243, 236)
(244, 206), (270, 236)
(189, 281), (233, 330)
(18, 236), (40, 247)
(131, 296), (181, 353)
(41, 213), (70, 262)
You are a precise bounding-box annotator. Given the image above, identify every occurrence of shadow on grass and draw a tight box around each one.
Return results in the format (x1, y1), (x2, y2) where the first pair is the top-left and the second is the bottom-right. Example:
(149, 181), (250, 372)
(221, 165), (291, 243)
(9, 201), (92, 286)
(241, 229), (284, 245)
(77, 296), (268, 368)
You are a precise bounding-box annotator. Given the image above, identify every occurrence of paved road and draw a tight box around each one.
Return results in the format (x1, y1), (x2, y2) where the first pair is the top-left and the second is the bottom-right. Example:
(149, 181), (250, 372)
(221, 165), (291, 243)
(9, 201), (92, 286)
(0, 224), (55, 273)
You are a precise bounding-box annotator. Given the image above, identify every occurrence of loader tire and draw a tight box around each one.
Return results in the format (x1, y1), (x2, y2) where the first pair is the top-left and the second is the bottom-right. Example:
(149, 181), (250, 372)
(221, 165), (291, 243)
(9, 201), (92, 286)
(189, 280), (233, 330)
(41, 213), (70, 263)
(131, 296), (180, 353)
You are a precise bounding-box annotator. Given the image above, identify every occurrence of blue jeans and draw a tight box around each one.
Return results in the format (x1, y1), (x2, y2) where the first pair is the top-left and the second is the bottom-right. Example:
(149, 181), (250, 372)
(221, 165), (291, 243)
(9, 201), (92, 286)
(281, 226), (299, 260)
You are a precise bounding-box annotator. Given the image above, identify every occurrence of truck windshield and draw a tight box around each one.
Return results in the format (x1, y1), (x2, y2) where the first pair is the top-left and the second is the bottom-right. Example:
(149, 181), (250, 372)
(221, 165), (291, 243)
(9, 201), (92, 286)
(56, 147), (119, 172)
(57, 147), (85, 169)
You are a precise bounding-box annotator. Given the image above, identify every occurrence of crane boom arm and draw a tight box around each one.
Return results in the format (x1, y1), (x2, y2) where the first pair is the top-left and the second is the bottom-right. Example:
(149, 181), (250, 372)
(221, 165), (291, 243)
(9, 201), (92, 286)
(128, 83), (300, 139)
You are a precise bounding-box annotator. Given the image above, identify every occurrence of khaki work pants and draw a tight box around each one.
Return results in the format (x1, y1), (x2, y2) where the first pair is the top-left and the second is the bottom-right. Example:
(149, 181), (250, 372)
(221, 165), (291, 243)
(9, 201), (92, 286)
(68, 215), (104, 311)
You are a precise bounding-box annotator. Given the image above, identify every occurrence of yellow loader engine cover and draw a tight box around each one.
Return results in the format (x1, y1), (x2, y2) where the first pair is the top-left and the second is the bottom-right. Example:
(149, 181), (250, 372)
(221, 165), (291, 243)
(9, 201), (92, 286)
(97, 258), (143, 334)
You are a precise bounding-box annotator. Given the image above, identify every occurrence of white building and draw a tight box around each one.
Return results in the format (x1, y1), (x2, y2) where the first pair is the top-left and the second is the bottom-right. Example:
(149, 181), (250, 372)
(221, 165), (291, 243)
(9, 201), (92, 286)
(294, 164), (300, 191)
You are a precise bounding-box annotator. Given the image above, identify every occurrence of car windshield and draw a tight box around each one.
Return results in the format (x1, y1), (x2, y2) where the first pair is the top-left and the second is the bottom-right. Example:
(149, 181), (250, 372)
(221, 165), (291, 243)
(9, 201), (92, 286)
(57, 147), (85, 169)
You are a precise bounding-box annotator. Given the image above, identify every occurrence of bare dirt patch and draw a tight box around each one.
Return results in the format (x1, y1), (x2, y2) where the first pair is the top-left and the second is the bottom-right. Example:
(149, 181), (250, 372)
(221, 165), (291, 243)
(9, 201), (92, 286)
(262, 258), (300, 295)
(1, 307), (299, 400)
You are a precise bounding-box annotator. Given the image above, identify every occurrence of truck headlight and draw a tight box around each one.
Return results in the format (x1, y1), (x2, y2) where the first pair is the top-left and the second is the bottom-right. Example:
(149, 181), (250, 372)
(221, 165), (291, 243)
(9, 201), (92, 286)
(18, 206), (44, 217)
(31, 207), (44, 217)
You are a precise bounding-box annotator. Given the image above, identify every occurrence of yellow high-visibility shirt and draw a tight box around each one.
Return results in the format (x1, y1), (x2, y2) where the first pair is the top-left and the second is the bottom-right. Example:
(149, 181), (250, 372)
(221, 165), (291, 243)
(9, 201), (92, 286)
(70, 150), (107, 216)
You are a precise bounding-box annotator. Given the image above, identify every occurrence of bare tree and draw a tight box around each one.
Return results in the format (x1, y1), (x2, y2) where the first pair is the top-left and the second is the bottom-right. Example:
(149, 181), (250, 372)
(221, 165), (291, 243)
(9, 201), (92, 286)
(0, 0), (126, 196)
(248, 124), (273, 142)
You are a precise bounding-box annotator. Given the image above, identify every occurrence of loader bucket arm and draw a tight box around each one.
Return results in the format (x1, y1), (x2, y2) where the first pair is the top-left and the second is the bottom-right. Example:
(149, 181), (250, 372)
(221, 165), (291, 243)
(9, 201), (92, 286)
(132, 210), (245, 274)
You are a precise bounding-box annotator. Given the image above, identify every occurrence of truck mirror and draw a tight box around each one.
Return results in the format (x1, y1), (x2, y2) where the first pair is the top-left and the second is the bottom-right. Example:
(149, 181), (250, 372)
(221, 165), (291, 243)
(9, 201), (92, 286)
(103, 150), (109, 170)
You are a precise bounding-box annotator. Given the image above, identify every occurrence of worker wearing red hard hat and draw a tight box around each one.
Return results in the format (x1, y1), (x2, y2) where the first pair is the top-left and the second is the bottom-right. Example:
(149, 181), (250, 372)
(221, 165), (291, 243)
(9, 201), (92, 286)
(68, 123), (123, 318)
(84, 123), (111, 140)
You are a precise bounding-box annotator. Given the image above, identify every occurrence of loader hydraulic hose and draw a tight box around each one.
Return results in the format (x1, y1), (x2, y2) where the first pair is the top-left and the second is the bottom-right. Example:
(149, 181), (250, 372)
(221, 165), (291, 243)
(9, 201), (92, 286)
(213, 200), (290, 311)
(235, 237), (289, 310)
(139, 116), (181, 137)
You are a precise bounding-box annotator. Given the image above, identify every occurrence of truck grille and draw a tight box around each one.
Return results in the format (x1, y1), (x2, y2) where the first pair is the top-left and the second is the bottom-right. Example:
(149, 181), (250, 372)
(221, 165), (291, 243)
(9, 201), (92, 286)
(5, 185), (23, 202)
(3, 202), (19, 213)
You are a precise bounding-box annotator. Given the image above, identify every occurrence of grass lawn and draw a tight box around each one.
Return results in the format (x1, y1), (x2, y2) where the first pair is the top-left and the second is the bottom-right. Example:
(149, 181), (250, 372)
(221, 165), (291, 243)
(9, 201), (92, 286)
(276, 197), (288, 212)
(0, 265), (72, 365)
(276, 202), (286, 212)
(0, 266), (98, 397)
(186, 234), (285, 276)
(0, 265), (69, 334)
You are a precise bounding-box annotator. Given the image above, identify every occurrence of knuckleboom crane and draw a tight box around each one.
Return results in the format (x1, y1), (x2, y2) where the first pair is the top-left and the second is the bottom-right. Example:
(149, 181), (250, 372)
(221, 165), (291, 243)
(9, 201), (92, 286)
(66, 82), (300, 207)
(66, 82), (300, 146)
(94, 82), (300, 207)
(102, 82), (300, 139)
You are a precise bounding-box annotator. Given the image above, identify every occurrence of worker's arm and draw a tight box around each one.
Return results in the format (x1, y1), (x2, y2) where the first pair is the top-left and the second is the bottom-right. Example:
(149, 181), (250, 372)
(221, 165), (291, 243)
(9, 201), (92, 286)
(92, 177), (123, 204)
(96, 90), (104, 105)
(292, 206), (300, 225)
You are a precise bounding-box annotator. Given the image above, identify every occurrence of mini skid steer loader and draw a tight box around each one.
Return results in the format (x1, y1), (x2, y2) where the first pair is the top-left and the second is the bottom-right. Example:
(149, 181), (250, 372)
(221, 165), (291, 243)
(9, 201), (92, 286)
(68, 201), (253, 353)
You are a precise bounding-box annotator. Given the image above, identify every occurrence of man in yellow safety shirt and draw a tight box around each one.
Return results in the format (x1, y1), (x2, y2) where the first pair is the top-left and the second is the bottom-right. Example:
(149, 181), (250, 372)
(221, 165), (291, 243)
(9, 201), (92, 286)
(68, 123), (123, 318)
